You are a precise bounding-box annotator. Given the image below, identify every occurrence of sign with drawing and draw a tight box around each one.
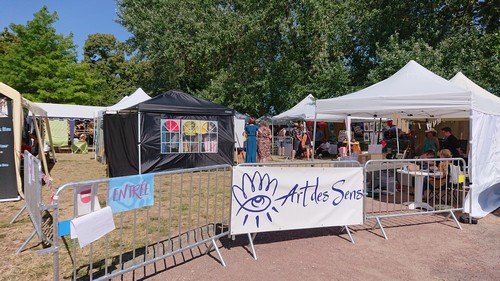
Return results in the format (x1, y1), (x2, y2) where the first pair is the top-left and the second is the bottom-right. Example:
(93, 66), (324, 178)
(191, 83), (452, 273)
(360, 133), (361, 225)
(74, 184), (101, 216)
(108, 174), (154, 213)
(230, 166), (364, 235)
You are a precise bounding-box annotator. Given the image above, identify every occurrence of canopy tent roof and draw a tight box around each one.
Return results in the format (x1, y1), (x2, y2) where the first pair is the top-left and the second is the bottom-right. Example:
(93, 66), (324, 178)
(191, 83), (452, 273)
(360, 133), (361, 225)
(105, 88), (151, 113)
(34, 102), (105, 120)
(449, 72), (500, 116)
(273, 94), (381, 122)
(125, 89), (234, 115)
(315, 60), (492, 119)
(272, 94), (317, 121)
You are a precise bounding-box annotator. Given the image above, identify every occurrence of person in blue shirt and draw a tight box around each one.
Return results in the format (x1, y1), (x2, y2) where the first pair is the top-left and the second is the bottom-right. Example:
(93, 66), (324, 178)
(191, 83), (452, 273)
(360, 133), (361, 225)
(244, 117), (258, 163)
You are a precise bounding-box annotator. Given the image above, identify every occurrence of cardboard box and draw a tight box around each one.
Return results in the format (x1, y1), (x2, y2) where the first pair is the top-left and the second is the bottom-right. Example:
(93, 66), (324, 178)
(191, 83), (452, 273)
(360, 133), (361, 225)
(358, 153), (386, 163)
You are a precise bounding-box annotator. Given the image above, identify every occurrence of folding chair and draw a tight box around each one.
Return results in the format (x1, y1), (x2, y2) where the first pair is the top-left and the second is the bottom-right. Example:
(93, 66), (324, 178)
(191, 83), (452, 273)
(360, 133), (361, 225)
(429, 164), (461, 206)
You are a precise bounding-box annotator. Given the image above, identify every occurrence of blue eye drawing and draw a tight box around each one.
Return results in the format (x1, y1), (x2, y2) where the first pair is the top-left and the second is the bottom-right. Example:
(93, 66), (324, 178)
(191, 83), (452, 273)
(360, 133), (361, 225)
(240, 195), (272, 213)
(233, 171), (279, 228)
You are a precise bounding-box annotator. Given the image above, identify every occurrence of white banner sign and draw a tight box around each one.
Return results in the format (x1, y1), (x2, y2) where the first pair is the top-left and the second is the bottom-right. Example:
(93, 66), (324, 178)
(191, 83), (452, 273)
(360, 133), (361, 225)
(231, 166), (364, 235)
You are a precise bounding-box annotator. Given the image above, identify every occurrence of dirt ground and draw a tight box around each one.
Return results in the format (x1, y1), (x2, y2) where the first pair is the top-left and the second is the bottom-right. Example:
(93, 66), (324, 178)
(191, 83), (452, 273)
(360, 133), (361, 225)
(1, 153), (499, 281)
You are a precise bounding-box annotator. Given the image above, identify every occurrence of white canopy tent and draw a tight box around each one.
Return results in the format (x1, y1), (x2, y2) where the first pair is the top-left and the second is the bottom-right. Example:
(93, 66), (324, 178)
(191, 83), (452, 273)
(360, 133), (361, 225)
(272, 94), (347, 122)
(95, 88), (151, 163)
(316, 60), (500, 218)
(34, 103), (106, 120)
(104, 87), (151, 113)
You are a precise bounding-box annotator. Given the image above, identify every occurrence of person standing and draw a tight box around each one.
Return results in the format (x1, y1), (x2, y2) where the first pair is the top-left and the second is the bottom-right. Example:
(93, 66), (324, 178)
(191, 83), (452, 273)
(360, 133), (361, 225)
(291, 123), (303, 160)
(244, 117), (258, 163)
(441, 127), (461, 158)
(302, 126), (313, 160)
(277, 126), (287, 156)
(257, 120), (272, 162)
(422, 129), (439, 156)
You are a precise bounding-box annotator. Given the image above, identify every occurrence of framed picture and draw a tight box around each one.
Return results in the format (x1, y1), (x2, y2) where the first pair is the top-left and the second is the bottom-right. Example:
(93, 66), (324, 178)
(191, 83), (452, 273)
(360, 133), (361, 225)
(363, 123), (370, 131)
(369, 123), (375, 131)
(363, 132), (370, 142)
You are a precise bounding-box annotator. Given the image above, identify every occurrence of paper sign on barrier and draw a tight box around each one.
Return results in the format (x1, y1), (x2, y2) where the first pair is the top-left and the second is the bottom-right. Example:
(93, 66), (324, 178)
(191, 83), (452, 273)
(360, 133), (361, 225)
(108, 174), (154, 213)
(458, 174), (465, 183)
(70, 206), (115, 248)
(75, 184), (101, 216)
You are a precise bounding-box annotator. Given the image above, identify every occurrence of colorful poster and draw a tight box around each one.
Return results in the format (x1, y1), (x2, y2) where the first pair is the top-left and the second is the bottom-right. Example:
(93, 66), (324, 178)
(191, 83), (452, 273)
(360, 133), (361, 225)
(230, 166), (364, 235)
(108, 174), (154, 213)
(74, 184), (101, 216)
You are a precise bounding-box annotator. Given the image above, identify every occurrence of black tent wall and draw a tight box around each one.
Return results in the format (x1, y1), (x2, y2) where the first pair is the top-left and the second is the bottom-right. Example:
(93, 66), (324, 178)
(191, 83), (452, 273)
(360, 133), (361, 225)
(140, 113), (234, 174)
(104, 90), (235, 177)
(104, 113), (139, 177)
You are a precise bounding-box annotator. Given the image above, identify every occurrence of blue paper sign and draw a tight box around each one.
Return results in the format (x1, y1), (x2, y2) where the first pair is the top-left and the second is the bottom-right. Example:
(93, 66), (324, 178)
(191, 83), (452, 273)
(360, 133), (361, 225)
(108, 174), (154, 213)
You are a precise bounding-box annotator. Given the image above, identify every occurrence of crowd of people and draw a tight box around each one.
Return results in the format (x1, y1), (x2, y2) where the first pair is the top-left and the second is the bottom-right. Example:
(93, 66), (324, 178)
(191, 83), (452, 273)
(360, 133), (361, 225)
(240, 116), (466, 165)
(242, 119), (320, 163)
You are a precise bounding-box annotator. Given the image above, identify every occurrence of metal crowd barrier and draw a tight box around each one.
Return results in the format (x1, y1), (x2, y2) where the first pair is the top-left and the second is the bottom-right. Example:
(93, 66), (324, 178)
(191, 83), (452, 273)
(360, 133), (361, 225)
(272, 136), (294, 158)
(11, 151), (53, 253)
(363, 158), (468, 239)
(45, 164), (232, 281)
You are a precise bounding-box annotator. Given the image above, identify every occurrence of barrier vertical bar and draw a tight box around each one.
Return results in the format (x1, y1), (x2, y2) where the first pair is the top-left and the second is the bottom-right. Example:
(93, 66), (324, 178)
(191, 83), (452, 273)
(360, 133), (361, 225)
(138, 112), (142, 174)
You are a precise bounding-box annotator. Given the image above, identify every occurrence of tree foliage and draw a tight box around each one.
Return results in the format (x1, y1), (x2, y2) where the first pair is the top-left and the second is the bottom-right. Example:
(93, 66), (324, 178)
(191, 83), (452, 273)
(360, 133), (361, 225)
(117, 0), (498, 116)
(82, 33), (152, 105)
(0, 6), (97, 104)
(0, 2), (498, 111)
(349, 0), (499, 94)
(117, 0), (355, 116)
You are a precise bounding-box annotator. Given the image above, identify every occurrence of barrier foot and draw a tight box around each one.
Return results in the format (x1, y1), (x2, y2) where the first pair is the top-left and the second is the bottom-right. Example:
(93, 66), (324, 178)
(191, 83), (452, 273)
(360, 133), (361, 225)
(208, 238), (226, 267)
(247, 233), (258, 260)
(16, 229), (37, 254)
(341, 225), (355, 244)
(375, 217), (388, 240)
(448, 210), (462, 230)
(10, 205), (26, 224)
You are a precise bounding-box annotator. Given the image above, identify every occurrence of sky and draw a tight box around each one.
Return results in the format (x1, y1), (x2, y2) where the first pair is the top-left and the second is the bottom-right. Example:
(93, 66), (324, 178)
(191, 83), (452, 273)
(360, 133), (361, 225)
(0, 0), (131, 61)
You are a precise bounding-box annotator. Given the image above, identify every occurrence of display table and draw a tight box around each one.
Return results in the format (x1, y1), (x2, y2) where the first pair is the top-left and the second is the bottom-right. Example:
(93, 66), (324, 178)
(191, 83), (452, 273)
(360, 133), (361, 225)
(396, 169), (442, 210)
(71, 141), (88, 154)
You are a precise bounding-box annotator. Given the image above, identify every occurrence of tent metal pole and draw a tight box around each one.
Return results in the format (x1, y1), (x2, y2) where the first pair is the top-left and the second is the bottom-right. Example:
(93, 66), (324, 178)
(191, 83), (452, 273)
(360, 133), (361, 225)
(138, 112), (142, 175)
(396, 125), (400, 155)
(312, 119), (317, 161)
(347, 116), (352, 155)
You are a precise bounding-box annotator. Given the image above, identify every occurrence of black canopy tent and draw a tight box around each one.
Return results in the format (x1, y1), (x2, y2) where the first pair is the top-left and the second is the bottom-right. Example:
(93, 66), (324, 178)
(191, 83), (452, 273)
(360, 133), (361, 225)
(104, 90), (235, 177)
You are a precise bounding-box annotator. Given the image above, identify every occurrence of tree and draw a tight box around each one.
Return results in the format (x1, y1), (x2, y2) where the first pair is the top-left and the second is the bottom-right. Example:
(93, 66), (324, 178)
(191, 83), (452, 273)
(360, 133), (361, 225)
(82, 33), (151, 105)
(347, 0), (499, 94)
(117, 0), (355, 116)
(0, 6), (98, 104)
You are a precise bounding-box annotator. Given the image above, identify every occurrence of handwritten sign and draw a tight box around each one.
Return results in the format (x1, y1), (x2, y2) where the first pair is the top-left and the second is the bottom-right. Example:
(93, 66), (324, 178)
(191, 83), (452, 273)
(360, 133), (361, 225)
(230, 166), (363, 235)
(108, 174), (154, 213)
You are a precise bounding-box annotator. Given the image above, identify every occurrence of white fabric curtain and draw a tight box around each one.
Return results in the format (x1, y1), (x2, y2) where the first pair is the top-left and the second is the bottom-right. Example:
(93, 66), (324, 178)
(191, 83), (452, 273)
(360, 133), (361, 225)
(465, 110), (500, 217)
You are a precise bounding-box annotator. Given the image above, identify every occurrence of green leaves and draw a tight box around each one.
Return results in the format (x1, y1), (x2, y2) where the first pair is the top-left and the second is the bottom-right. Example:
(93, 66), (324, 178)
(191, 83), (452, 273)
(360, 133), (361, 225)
(1, 1), (497, 111)
(0, 6), (93, 103)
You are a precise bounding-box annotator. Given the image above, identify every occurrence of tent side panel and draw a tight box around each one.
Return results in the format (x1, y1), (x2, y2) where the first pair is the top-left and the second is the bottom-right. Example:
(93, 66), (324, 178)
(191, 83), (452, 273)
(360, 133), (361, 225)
(140, 113), (234, 173)
(104, 113), (139, 177)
